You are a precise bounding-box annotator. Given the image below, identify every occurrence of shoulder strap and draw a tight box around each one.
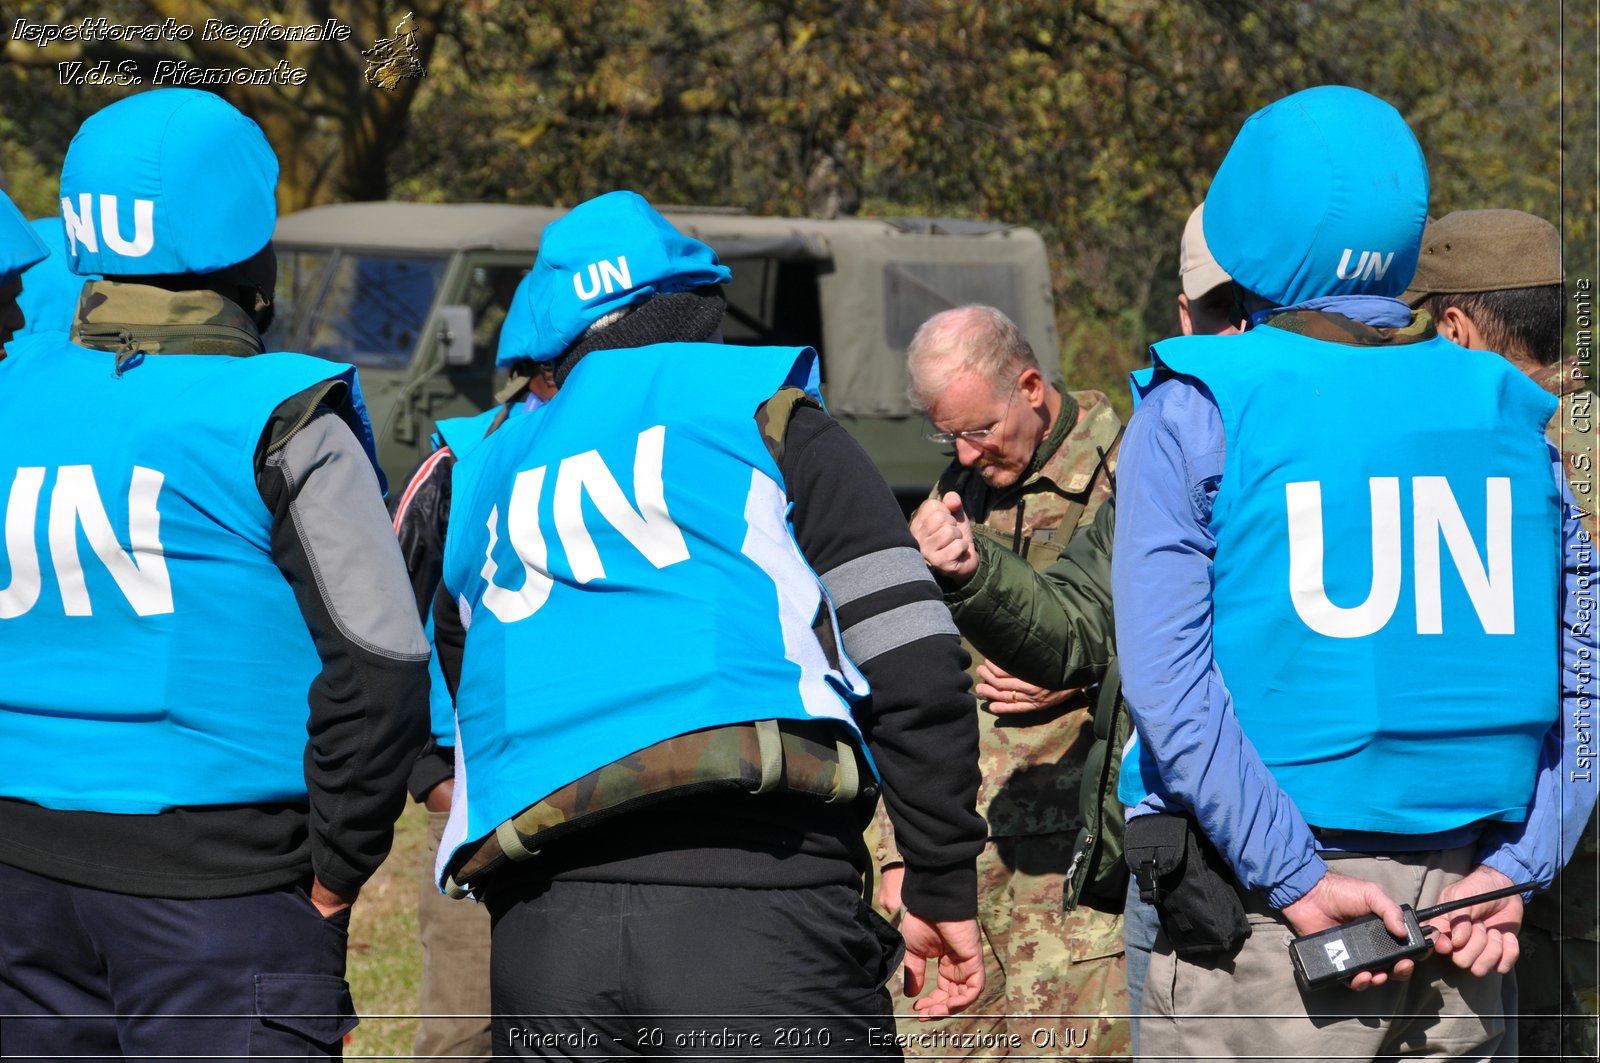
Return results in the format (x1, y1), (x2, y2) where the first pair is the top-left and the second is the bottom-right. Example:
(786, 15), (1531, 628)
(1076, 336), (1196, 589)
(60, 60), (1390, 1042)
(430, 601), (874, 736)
(753, 385), (822, 466)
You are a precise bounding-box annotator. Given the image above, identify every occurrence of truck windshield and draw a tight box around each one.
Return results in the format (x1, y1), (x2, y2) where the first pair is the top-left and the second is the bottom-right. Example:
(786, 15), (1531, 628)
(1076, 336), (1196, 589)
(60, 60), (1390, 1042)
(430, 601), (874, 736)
(267, 248), (448, 369)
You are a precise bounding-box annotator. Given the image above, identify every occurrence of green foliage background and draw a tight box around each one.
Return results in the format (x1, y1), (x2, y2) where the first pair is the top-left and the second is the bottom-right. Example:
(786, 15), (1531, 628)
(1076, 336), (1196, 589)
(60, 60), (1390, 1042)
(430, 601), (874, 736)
(3, 0), (1595, 403)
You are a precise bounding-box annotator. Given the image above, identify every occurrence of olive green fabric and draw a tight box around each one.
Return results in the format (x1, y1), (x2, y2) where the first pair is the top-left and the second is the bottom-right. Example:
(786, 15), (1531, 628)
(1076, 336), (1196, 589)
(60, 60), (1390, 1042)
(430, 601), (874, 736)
(1401, 209), (1563, 303)
(71, 280), (265, 363)
(66, 279), (359, 462)
(919, 391), (1126, 897)
(952, 499), (1131, 910)
(870, 389), (1129, 1055)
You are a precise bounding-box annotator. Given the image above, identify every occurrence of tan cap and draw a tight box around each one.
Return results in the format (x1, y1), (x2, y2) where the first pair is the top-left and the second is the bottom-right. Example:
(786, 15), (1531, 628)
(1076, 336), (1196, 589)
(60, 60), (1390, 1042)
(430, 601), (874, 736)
(1400, 209), (1562, 306)
(1179, 203), (1231, 300)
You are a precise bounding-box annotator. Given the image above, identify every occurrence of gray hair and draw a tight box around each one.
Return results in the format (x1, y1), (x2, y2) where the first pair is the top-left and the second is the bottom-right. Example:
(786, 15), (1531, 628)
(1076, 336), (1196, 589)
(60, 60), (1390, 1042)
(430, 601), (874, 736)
(905, 305), (1040, 411)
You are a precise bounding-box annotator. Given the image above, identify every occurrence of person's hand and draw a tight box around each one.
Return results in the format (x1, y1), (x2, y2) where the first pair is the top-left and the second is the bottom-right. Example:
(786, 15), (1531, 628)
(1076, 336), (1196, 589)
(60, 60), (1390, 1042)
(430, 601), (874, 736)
(899, 913), (984, 1017)
(878, 865), (905, 916)
(1425, 865), (1523, 977)
(909, 493), (977, 583)
(309, 877), (357, 919)
(423, 777), (455, 814)
(975, 660), (1078, 715)
(1282, 870), (1413, 989)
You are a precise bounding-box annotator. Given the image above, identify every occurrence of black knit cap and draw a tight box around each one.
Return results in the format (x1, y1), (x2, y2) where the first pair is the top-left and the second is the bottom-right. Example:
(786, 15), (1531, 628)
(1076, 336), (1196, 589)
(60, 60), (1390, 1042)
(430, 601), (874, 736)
(551, 285), (727, 388)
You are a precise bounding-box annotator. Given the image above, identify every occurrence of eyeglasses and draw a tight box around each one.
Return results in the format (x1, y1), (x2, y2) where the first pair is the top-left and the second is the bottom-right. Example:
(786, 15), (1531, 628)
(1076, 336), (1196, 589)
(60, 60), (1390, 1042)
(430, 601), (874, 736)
(924, 423), (1000, 446)
(923, 377), (1020, 446)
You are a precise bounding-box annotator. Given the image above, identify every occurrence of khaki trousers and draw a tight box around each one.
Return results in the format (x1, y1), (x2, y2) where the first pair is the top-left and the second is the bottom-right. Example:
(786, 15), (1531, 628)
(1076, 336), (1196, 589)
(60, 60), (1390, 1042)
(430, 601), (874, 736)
(416, 808), (493, 1063)
(1140, 846), (1506, 1063)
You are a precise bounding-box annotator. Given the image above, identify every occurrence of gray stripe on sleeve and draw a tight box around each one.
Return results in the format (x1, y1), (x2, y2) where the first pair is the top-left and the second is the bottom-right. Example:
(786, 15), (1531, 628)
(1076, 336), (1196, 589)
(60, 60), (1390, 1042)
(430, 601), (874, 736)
(269, 413), (431, 661)
(840, 600), (960, 664)
(820, 546), (936, 607)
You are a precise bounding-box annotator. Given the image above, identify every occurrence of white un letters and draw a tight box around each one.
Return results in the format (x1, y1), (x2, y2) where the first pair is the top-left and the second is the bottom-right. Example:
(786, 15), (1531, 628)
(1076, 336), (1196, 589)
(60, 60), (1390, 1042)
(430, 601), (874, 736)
(1334, 248), (1394, 283)
(0, 465), (173, 618)
(61, 193), (156, 258)
(1286, 476), (1514, 638)
(480, 425), (690, 623)
(573, 256), (632, 301)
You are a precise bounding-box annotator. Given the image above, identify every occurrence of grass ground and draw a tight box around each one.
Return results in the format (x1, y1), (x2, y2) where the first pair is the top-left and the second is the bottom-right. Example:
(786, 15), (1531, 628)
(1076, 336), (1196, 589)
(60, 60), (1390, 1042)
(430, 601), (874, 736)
(344, 800), (430, 1060)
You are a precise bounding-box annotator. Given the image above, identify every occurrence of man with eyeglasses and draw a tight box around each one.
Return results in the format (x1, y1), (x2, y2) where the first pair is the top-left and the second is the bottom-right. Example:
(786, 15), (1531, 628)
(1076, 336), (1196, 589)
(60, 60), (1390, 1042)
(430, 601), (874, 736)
(870, 304), (1128, 1053)
(881, 211), (1244, 1056)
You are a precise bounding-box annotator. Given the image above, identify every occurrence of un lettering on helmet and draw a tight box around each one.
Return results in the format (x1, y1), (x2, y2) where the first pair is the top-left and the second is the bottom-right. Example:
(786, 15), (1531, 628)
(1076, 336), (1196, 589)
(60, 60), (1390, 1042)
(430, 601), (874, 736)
(60, 194), (156, 260)
(58, 89), (279, 277)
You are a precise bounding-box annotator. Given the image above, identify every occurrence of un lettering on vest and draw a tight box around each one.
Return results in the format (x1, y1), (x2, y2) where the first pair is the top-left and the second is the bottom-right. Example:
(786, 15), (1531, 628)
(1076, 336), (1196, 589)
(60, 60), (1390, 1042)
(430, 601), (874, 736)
(1286, 476), (1513, 638)
(0, 465), (173, 618)
(60, 193), (156, 258)
(479, 425), (690, 623)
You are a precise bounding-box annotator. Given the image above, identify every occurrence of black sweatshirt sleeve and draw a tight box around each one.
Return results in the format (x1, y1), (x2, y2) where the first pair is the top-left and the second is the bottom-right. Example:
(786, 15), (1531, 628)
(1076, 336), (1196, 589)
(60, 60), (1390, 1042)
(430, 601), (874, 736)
(781, 404), (985, 921)
(390, 446), (458, 799)
(434, 572), (468, 704)
(390, 446), (456, 619)
(258, 404), (431, 896)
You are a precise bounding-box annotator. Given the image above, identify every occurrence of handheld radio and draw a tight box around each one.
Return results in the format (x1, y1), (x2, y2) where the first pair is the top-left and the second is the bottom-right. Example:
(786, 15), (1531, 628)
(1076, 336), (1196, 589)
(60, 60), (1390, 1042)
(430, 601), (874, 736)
(1288, 880), (1533, 990)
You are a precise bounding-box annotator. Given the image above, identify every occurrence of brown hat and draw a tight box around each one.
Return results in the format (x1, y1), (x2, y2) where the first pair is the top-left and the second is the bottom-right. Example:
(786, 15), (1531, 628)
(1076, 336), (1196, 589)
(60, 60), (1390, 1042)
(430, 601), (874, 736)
(1179, 203), (1232, 300)
(1400, 209), (1562, 307)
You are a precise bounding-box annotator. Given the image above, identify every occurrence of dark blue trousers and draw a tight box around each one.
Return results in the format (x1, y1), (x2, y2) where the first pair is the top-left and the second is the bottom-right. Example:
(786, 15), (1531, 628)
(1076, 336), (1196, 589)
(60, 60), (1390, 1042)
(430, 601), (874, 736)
(486, 879), (905, 1059)
(0, 862), (355, 1061)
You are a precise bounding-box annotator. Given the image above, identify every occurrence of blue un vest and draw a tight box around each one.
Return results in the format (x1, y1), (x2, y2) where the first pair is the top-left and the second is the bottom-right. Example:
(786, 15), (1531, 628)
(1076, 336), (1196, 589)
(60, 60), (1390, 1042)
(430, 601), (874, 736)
(433, 405), (506, 458)
(423, 407), (506, 747)
(0, 333), (379, 813)
(438, 342), (871, 874)
(1120, 326), (1560, 834)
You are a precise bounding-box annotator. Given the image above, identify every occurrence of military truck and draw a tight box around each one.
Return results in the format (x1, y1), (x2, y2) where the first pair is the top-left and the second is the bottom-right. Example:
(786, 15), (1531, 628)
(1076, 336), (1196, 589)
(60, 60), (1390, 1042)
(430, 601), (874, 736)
(268, 203), (1061, 509)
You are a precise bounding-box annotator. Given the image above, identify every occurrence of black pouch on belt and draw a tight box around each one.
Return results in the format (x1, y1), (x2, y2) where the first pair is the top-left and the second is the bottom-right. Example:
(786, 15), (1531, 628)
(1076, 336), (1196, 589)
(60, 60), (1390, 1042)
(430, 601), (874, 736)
(1124, 812), (1251, 956)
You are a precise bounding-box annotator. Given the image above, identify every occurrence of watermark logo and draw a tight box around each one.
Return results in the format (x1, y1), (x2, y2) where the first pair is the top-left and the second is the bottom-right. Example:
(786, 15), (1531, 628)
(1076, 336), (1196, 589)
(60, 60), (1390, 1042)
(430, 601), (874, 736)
(30, 16), (350, 87)
(363, 11), (425, 90)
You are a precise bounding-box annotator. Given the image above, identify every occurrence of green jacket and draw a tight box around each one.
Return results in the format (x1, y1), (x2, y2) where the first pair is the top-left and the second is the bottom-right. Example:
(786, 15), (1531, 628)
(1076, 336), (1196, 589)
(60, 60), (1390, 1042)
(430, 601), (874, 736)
(945, 497), (1132, 910)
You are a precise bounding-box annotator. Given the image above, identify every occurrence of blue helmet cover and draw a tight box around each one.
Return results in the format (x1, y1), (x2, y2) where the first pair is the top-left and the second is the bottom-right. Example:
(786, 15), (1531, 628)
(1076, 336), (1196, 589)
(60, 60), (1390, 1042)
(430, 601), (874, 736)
(1203, 86), (1429, 306)
(59, 89), (279, 277)
(16, 217), (94, 336)
(497, 190), (731, 366)
(0, 192), (49, 285)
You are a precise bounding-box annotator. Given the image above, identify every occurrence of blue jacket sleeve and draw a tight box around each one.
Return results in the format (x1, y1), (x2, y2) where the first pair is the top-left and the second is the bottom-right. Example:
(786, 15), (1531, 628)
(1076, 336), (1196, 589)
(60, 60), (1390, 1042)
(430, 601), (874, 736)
(1111, 377), (1326, 908)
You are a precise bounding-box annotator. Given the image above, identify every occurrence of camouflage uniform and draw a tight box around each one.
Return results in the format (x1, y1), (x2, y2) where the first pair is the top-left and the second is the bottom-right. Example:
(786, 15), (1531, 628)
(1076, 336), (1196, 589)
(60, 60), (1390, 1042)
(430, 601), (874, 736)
(73, 279), (271, 359)
(872, 390), (1129, 1056)
(1519, 358), (1597, 1059)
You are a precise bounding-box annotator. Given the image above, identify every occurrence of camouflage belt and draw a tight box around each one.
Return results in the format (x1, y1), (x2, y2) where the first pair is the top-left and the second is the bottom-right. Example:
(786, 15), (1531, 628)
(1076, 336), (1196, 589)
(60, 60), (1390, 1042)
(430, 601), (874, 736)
(443, 718), (876, 897)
